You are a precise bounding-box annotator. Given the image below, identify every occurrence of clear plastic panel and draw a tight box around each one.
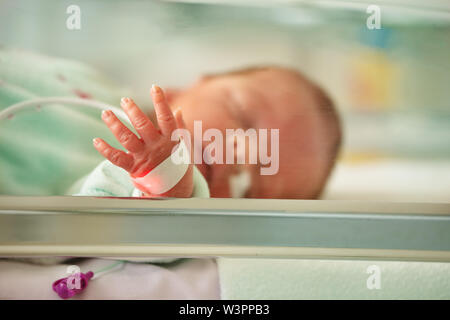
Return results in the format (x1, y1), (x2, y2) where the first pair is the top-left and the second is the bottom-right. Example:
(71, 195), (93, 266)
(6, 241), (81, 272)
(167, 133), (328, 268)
(0, 0), (449, 259)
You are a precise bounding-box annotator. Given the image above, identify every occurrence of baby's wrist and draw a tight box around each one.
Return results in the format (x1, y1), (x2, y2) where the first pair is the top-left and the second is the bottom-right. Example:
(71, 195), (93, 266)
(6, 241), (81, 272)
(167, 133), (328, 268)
(131, 138), (192, 197)
(134, 164), (193, 198)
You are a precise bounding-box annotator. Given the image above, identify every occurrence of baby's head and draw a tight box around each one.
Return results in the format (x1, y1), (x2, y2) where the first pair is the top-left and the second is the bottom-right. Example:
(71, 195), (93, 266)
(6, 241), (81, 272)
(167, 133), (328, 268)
(168, 66), (341, 199)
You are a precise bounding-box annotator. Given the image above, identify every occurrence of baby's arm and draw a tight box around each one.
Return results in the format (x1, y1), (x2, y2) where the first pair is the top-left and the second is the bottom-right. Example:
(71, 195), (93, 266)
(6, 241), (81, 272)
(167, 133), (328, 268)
(93, 85), (193, 198)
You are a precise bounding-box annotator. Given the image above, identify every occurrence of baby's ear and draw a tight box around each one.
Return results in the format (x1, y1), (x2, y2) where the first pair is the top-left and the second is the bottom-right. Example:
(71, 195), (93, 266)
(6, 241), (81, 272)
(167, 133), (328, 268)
(164, 88), (182, 105)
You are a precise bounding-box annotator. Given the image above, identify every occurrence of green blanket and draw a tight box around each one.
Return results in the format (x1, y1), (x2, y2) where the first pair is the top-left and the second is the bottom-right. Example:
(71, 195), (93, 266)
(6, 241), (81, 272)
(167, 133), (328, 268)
(0, 47), (128, 195)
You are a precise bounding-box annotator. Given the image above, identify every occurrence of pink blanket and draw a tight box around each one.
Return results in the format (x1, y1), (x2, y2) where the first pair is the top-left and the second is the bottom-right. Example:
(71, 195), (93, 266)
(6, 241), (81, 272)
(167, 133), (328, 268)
(0, 258), (220, 299)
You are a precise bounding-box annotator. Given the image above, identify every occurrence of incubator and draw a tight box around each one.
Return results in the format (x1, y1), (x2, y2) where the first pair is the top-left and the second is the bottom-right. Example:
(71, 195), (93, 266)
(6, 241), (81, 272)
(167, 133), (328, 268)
(0, 0), (449, 299)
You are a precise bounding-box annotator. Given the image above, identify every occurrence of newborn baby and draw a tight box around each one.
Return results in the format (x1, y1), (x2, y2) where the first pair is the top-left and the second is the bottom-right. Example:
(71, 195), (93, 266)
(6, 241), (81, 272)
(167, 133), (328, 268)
(91, 66), (341, 199)
(11, 66), (341, 266)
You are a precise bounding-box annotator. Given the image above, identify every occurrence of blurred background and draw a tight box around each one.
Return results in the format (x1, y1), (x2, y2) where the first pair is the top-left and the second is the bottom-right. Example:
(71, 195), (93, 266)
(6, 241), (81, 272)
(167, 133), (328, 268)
(0, 0), (449, 201)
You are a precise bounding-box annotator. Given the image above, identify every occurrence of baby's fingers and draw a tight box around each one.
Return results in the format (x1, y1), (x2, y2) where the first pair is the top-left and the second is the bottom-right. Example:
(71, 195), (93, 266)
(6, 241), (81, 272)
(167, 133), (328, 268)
(174, 107), (186, 129)
(151, 85), (177, 137)
(101, 110), (144, 153)
(93, 138), (134, 172)
(120, 97), (159, 143)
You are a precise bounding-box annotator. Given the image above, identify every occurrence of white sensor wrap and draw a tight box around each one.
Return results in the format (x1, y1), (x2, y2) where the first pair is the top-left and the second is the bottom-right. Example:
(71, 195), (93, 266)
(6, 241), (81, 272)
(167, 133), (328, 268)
(132, 139), (190, 195)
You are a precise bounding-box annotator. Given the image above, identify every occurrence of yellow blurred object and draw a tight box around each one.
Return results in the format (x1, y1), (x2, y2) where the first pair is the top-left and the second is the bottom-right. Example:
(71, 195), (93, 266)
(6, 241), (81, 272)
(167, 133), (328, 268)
(340, 152), (386, 164)
(350, 49), (398, 111)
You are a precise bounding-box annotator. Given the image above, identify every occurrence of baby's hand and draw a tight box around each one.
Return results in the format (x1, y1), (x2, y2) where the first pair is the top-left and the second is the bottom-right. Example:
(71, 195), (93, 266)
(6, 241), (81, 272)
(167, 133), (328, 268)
(93, 85), (193, 197)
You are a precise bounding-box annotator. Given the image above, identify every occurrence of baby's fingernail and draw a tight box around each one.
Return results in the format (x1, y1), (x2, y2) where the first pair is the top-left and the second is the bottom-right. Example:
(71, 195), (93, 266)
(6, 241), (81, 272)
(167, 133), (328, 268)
(93, 138), (100, 146)
(151, 84), (161, 94)
(121, 97), (130, 105)
(101, 110), (111, 119)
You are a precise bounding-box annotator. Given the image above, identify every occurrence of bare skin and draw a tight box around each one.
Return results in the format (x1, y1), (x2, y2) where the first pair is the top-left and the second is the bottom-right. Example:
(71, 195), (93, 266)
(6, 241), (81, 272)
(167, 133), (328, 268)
(93, 85), (193, 198)
(94, 68), (334, 199)
(169, 68), (332, 199)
